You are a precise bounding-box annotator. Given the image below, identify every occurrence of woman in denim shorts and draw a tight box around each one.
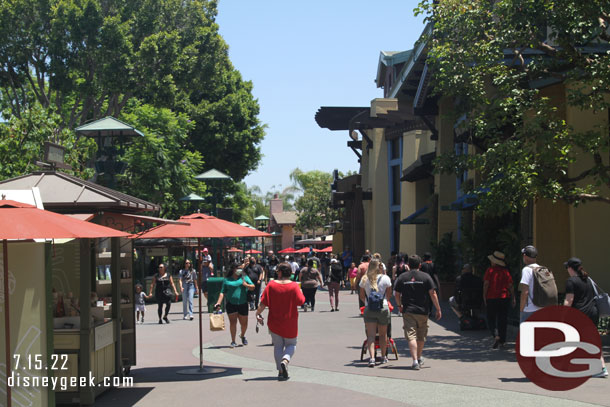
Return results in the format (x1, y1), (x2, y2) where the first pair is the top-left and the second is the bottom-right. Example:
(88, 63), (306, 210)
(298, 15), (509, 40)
(359, 259), (392, 367)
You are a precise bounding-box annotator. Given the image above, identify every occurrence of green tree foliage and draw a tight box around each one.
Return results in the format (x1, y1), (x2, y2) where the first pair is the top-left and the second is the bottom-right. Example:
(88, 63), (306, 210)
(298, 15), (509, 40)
(290, 169), (339, 234)
(118, 102), (205, 218)
(416, 1), (610, 215)
(0, 106), (95, 179)
(0, 0), (264, 183)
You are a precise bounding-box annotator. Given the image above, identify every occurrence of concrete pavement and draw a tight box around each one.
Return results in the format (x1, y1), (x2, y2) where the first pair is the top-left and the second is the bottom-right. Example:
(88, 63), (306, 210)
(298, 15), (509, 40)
(94, 288), (609, 406)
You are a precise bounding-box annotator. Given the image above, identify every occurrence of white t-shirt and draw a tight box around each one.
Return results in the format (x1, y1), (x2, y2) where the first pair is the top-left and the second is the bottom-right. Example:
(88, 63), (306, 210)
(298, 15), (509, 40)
(359, 274), (392, 309)
(520, 263), (542, 313)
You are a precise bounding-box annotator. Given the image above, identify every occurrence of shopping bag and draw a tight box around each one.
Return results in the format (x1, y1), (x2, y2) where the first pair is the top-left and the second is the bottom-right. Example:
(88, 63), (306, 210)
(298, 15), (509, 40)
(209, 312), (225, 331)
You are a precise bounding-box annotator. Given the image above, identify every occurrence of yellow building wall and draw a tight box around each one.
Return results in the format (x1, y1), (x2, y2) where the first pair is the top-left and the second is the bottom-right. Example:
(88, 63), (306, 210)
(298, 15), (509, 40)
(361, 128), (390, 259)
(0, 242), (48, 407)
(565, 94), (610, 290)
(400, 129), (435, 256)
(533, 199), (571, 292)
(435, 98), (458, 241)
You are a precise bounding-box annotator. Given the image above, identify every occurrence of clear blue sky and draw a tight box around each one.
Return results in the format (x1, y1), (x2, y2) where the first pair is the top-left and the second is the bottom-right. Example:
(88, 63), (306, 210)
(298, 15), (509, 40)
(216, 1), (425, 194)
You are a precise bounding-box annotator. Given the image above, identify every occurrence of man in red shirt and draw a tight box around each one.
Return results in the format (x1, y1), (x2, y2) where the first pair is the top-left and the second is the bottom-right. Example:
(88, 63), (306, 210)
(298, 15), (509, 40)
(256, 263), (305, 381)
(483, 251), (516, 349)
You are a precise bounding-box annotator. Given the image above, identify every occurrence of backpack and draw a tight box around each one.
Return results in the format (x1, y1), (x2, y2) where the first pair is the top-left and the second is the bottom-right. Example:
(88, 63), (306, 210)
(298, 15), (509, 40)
(531, 266), (558, 307)
(367, 276), (384, 311)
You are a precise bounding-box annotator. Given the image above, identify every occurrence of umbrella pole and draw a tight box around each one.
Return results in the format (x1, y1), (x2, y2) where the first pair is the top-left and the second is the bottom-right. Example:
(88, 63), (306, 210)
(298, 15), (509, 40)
(3, 240), (11, 407)
(198, 238), (203, 369)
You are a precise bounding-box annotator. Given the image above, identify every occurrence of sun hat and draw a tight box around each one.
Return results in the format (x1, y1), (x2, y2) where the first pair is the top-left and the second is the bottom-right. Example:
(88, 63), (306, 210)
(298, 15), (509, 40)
(488, 251), (506, 267)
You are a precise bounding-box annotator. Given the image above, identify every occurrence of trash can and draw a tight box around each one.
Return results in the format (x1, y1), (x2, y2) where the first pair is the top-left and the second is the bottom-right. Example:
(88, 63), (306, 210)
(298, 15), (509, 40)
(206, 277), (225, 313)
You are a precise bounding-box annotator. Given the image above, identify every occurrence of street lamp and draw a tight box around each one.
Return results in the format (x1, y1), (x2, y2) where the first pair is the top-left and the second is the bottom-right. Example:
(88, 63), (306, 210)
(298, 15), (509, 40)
(194, 169), (232, 216)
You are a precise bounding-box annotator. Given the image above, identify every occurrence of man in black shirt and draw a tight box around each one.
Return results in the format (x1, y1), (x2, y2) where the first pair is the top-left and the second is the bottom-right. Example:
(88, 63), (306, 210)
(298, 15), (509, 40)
(246, 257), (264, 310)
(394, 255), (442, 370)
(266, 251), (279, 282)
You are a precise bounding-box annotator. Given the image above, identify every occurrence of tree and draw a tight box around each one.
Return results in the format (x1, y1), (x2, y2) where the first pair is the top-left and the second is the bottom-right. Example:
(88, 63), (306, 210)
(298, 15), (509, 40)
(290, 169), (340, 234)
(416, 1), (610, 215)
(117, 102), (205, 218)
(0, 0), (264, 183)
(0, 105), (96, 180)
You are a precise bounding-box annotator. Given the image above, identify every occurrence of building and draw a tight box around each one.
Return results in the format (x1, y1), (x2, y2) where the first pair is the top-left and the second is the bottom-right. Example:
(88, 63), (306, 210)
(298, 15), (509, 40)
(317, 22), (610, 294)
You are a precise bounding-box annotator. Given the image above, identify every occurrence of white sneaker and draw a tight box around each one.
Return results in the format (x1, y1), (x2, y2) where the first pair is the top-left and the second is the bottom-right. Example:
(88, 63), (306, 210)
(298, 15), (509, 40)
(411, 361), (420, 370)
(592, 367), (608, 378)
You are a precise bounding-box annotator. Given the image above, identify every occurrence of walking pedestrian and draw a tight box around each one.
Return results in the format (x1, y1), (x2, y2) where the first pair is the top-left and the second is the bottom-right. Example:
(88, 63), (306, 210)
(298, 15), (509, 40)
(214, 263), (255, 348)
(255, 262), (306, 381)
(394, 255), (442, 370)
(299, 258), (323, 311)
(200, 248), (214, 302)
(483, 251), (515, 349)
(135, 284), (151, 324)
(563, 257), (608, 378)
(355, 254), (371, 308)
(179, 259), (198, 320)
(519, 245), (559, 322)
(149, 263), (178, 324)
(245, 257), (264, 310)
(348, 262), (358, 294)
(359, 259), (392, 367)
(328, 258), (344, 311)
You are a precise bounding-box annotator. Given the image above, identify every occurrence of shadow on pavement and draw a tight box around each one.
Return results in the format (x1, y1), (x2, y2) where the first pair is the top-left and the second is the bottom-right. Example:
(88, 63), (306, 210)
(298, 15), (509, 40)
(243, 376), (283, 382)
(130, 365), (243, 383)
(90, 386), (154, 407)
(499, 377), (530, 383)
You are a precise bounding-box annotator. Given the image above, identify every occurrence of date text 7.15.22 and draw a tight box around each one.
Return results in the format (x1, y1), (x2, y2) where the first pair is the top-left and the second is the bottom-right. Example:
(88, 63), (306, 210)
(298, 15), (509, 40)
(13, 354), (69, 371)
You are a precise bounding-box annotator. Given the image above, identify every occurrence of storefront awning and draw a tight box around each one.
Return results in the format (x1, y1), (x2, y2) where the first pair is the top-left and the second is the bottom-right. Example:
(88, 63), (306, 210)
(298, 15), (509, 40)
(401, 205), (430, 225)
(401, 152), (435, 182)
(441, 188), (490, 211)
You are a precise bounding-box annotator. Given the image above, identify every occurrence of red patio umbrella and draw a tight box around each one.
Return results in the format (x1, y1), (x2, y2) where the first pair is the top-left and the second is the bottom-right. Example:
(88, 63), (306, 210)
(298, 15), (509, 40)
(244, 249), (262, 254)
(136, 213), (271, 239)
(227, 247), (243, 253)
(319, 246), (333, 253)
(294, 247), (313, 253)
(0, 200), (130, 407)
(278, 247), (295, 253)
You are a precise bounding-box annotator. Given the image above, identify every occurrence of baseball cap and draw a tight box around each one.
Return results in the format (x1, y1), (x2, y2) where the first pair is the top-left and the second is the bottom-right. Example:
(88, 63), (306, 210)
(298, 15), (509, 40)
(521, 245), (538, 258)
(564, 257), (582, 269)
(330, 258), (338, 264)
(202, 248), (208, 252)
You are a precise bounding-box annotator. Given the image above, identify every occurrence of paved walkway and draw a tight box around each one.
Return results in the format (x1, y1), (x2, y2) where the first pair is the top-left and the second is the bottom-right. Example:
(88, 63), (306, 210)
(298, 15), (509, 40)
(94, 289), (609, 407)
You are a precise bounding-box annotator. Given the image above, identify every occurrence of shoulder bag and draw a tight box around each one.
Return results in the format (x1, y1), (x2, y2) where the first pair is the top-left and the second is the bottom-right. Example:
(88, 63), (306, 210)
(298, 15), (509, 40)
(590, 278), (610, 317)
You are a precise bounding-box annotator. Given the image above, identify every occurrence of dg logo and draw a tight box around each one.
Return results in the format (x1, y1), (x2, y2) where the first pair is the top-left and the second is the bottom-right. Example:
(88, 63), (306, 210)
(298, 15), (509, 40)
(516, 306), (602, 390)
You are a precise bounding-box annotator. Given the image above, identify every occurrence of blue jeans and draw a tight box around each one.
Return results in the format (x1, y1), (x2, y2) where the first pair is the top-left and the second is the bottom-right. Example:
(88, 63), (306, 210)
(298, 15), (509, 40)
(520, 311), (534, 324)
(183, 283), (195, 317)
(270, 331), (297, 370)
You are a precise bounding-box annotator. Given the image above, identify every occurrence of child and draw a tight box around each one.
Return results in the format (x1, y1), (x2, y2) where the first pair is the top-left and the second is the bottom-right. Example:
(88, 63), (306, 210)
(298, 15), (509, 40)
(348, 262), (358, 294)
(135, 284), (151, 324)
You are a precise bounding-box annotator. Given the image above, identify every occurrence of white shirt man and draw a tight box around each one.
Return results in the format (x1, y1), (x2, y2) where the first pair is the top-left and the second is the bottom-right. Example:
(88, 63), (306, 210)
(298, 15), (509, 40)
(519, 245), (541, 322)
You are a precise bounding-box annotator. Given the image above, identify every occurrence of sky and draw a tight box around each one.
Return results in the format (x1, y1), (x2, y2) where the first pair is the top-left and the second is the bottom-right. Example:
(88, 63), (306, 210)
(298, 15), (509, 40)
(216, 1), (426, 194)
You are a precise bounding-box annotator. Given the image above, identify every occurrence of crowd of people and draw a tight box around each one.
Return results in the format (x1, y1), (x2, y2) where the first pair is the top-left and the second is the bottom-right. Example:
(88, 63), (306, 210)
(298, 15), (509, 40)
(140, 244), (608, 380)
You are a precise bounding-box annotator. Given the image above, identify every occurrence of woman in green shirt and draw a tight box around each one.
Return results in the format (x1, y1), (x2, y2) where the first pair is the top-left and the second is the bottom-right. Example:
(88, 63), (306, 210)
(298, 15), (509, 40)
(215, 263), (255, 348)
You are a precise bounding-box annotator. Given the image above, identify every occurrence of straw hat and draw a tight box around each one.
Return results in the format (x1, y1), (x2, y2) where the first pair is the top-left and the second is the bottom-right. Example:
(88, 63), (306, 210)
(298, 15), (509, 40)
(488, 251), (506, 267)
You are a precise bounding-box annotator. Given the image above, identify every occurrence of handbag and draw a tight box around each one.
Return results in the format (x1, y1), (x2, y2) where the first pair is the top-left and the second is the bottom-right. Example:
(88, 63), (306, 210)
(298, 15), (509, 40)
(162, 288), (174, 300)
(591, 278), (610, 317)
(209, 311), (225, 331)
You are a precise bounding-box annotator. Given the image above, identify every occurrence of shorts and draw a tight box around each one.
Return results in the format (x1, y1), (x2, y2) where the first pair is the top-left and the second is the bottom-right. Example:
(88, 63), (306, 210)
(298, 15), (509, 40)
(363, 307), (391, 325)
(403, 313), (429, 342)
(201, 279), (208, 293)
(135, 304), (146, 312)
(226, 302), (249, 316)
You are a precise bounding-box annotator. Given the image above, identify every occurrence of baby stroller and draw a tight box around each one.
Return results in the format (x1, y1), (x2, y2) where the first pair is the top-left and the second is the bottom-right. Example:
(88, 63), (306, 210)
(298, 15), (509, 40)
(359, 304), (399, 361)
